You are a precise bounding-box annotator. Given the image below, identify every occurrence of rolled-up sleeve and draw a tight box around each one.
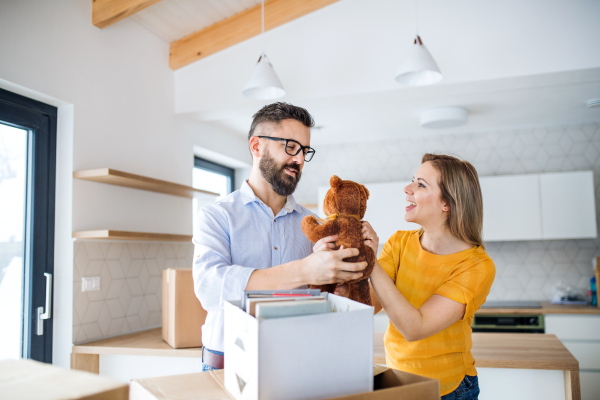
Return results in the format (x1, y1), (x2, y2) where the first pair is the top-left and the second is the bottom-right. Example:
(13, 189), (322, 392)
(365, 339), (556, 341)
(192, 206), (256, 311)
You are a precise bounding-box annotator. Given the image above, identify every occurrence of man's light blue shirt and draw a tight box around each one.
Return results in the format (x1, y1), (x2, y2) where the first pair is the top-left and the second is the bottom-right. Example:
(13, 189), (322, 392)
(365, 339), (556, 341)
(192, 180), (314, 351)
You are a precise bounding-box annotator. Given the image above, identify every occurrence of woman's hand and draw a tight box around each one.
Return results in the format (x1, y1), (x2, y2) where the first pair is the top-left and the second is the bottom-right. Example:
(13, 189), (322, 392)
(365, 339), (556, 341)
(333, 283), (350, 297)
(313, 235), (338, 252)
(362, 221), (379, 253)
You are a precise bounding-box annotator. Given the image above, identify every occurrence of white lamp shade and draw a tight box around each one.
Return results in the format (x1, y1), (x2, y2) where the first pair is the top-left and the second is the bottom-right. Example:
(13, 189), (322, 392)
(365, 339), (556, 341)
(395, 36), (443, 86)
(420, 106), (468, 129)
(243, 54), (285, 100)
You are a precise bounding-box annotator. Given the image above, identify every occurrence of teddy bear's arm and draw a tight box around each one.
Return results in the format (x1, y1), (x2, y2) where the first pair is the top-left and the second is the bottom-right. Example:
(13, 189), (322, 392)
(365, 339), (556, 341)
(301, 215), (340, 244)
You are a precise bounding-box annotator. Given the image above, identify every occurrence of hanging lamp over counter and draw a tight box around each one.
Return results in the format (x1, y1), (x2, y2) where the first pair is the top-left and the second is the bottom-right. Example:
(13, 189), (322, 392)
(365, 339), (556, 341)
(395, 0), (443, 86)
(243, 0), (286, 100)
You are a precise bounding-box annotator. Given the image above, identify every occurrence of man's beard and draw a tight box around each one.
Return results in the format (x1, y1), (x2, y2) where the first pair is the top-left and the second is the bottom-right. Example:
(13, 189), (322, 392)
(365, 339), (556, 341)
(259, 148), (302, 197)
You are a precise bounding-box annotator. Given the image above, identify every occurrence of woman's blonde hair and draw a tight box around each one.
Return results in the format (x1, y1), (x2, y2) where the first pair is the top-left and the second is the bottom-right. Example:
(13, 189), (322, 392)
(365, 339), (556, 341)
(420, 153), (484, 249)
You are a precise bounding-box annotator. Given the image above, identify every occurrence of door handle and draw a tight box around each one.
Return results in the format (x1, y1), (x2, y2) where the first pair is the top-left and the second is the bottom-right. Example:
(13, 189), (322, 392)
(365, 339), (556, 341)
(36, 272), (52, 336)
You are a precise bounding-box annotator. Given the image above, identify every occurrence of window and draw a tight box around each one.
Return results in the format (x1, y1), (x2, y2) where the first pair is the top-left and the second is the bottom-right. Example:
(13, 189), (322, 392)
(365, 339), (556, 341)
(192, 157), (235, 230)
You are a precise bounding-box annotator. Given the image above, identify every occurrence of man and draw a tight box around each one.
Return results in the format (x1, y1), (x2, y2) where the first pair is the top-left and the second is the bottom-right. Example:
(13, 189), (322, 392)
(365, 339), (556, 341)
(192, 102), (367, 371)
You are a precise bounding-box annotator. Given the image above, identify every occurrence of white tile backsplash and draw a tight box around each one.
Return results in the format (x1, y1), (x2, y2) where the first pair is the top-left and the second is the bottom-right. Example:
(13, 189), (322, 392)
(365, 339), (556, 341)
(73, 240), (193, 344)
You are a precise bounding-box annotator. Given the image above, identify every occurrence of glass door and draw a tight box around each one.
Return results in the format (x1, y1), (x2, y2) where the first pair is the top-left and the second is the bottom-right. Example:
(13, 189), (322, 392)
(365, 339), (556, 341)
(0, 124), (27, 359)
(0, 88), (57, 363)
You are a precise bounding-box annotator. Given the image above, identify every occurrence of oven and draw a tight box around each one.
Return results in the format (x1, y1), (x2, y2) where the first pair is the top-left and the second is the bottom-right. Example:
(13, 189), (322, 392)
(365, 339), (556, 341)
(472, 301), (545, 333)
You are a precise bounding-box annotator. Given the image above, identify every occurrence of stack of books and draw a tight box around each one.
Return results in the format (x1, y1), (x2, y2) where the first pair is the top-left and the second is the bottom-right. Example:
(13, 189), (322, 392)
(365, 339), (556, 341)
(242, 290), (328, 319)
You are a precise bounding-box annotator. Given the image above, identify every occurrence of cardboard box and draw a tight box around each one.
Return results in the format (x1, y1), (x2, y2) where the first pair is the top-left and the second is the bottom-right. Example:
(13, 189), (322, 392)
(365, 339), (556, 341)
(224, 293), (374, 400)
(162, 268), (207, 348)
(0, 358), (128, 400)
(129, 368), (440, 400)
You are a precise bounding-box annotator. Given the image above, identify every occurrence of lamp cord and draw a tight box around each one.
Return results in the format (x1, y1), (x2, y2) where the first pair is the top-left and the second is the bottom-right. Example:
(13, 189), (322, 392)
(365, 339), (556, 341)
(261, 0), (265, 54)
(415, 0), (419, 35)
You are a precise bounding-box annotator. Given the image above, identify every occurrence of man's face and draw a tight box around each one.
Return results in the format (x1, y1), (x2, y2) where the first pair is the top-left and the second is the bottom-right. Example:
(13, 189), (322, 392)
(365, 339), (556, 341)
(257, 119), (310, 197)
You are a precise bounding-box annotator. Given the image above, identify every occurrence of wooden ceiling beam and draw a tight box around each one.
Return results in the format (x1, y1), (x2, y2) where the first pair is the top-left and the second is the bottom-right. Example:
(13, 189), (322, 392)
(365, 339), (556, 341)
(92, 0), (164, 29)
(169, 0), (340, 70)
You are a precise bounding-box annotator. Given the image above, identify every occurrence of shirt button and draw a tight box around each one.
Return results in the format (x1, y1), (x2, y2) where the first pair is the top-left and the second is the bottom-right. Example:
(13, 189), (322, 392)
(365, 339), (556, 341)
(274, 247), (278, 250)
(273, 219), (276, 223)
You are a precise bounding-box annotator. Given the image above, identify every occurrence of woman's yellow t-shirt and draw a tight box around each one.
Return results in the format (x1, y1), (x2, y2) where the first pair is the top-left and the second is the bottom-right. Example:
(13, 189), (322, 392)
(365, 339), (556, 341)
(379, 230), (496, 396)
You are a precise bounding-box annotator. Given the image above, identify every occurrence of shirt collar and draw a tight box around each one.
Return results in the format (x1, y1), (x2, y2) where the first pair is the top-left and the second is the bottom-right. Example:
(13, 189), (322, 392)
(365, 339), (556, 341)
(241, 180), (299, 215)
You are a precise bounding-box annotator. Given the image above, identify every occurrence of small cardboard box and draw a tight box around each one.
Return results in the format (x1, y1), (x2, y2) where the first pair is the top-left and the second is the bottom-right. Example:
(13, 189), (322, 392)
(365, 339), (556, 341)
(162, 268), (207, 348)
(224, 293), (374, 400)
(129, 368), (440, 400)
(0, 358), (128, 400)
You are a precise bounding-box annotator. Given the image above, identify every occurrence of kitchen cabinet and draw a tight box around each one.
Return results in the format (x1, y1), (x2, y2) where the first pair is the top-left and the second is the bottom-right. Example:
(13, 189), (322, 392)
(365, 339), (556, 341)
(546, 315), (600, 400)
(320, 171), (596, 243)
(479, 174), (543, 241)
(540, 171), (597, 239)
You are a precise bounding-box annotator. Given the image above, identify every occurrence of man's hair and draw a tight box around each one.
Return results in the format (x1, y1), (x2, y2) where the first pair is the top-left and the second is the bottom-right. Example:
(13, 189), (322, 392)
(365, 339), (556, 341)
(248, 102), (314, 141)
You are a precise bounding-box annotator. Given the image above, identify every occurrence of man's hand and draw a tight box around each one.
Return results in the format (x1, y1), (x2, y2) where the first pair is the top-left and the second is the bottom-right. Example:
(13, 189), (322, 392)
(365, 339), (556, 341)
(301, 246), (367, 286)
(313, 235), (338, 252)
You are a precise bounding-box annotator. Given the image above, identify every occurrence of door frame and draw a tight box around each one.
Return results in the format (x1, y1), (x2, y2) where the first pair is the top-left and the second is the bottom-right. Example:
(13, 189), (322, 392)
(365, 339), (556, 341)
(0, 87), (57, 363)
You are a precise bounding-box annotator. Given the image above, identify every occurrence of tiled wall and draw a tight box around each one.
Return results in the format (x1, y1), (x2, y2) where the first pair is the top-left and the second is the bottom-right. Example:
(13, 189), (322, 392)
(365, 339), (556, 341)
(294, 122), (600, 301)
(73, 241), (193, 344)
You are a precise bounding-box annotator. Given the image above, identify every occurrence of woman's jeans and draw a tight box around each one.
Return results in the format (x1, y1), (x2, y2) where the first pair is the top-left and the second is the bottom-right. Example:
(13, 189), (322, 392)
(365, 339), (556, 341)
(201, 348), (224, 372)
(441, 374), (480, 400)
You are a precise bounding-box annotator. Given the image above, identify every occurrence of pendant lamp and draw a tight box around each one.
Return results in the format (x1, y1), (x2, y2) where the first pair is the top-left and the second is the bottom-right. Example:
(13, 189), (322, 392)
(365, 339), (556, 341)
(243, 0), (285, 99)
(395, 1), (442, 86)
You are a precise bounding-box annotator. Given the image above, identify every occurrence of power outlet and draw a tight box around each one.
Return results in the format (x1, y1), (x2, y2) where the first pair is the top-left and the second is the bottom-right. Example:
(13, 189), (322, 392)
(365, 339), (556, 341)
(82, 276), (101, 292)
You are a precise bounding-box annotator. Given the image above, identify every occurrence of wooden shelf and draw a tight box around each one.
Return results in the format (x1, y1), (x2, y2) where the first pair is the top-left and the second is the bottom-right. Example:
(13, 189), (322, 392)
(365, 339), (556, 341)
(72, 230), (192, 242)
(72, 328), (202, 358)
(476, 301), (600, 315)
(73, 168), (219, 199)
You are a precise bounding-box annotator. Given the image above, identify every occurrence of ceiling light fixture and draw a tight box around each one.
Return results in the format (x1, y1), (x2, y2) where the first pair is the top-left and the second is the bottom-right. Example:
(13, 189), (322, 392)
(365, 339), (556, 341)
(587, 99), (600, 108)
(395, 0), (442, 86)
(243, 0), (285, 100)
(420, 106), (468, 129)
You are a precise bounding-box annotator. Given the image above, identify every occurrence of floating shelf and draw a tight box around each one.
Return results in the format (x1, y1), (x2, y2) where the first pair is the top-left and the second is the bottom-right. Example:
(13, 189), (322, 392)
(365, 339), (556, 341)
(73, 168), (219, 199)
(72, 230), (192, 242)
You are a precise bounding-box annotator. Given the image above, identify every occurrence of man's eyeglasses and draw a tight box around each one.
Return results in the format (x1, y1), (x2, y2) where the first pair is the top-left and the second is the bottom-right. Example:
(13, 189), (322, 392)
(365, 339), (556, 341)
(257, 136), (316, 162)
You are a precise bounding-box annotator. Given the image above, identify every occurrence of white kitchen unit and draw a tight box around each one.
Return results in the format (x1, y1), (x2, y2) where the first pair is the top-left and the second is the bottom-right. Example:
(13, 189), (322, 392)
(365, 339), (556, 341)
(318, 181), (420, 245)
(479, 174), (543, 241)
(321, 170), (597, 243)
(540, 171), (597, 239)
(545, 315), (600, 400)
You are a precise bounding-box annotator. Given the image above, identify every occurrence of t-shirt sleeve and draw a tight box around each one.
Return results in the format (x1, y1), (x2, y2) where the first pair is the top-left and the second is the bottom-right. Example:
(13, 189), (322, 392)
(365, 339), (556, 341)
(435, 255), (496, 318)
(378, 231), (401, 283)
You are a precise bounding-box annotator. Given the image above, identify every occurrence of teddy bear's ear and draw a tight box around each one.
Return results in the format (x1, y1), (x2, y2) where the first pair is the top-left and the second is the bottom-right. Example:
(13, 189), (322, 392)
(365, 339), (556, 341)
(330, 175), (343, 192)
(360, 185), (370, 200)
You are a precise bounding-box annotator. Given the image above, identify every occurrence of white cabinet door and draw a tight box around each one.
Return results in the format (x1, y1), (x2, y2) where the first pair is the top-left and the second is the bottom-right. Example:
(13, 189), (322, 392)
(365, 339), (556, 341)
(540, 171), (597, 239)
(480, 174), (543, 241)
(318, 181), (419, 246)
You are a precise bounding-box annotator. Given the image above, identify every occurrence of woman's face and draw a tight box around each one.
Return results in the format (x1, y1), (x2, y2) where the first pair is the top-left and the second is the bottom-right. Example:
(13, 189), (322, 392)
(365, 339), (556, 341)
(404, 161), (449, 227)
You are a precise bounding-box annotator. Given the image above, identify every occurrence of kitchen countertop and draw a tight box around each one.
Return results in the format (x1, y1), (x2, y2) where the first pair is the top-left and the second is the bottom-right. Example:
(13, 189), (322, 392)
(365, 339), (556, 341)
(475, 301), (600, 315)
(74, 328), (578, 371)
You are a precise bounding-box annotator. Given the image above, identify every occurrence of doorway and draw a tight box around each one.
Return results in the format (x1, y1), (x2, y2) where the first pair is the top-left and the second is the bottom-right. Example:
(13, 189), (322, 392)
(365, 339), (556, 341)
(0, 88), (57, 363)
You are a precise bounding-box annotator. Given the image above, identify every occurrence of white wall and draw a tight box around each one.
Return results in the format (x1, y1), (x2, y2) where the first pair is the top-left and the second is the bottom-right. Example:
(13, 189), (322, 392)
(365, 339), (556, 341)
(0, 0), (248, 368)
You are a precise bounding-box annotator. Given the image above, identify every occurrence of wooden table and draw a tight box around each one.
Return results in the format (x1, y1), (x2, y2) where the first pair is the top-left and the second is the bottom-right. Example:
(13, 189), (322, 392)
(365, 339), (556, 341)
(73, 329), (580, 400)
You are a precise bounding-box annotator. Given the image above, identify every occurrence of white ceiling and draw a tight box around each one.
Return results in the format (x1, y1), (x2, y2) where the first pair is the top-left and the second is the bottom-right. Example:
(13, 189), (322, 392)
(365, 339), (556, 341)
(131, 0), (260, 42)
(131, 0), (600, 145)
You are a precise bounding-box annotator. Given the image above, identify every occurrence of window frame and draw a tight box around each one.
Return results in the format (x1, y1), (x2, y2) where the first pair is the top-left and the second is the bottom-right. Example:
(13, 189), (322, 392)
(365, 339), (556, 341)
(0, 87), (57, 363)
(193, 156), (235, 194)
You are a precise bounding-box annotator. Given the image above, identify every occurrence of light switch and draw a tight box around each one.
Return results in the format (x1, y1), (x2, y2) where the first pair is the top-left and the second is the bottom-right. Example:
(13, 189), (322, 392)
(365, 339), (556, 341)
(82, 276), (100, 292)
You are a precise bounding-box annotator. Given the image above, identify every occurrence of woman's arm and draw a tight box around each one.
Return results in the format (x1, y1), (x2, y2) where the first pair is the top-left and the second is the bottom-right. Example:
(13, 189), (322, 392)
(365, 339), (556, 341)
(361, 221), (465, 342)
(369, 261), (465, 342)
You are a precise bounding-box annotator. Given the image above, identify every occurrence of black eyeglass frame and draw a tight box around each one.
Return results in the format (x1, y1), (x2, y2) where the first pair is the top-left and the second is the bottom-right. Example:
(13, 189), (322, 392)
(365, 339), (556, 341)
(256, 136), (316, 162)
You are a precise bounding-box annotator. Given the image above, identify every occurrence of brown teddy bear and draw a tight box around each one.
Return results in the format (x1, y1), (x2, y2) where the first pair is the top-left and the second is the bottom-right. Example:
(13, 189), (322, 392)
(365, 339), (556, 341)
(301, 175), (375, 306)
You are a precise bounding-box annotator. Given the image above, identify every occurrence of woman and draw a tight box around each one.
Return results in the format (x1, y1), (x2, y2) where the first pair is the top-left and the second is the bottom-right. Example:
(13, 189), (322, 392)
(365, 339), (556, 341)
(339, 153), (495, 399)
